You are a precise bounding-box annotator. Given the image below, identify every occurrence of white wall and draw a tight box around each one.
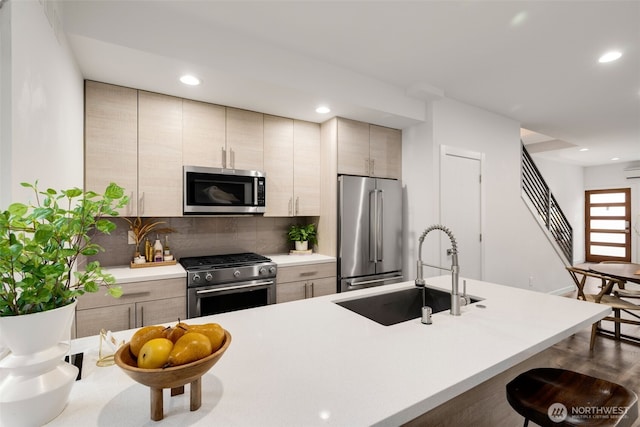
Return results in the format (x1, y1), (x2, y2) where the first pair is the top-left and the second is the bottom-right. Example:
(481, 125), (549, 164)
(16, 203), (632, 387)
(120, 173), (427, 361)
(0, 0), (84, 208)
(403, 98), (572, 293)
(584, 161), (640, 263)
(531, 156), (585, 264)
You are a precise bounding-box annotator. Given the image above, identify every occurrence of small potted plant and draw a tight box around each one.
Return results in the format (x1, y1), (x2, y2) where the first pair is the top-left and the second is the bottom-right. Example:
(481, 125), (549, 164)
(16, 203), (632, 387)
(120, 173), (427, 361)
(287, 223), (317, 252)
(0, 181), (128, 426)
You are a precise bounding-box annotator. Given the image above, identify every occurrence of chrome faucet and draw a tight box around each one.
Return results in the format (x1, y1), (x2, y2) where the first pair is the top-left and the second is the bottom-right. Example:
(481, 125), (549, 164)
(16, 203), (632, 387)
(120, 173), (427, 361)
(415, 224), (467, 316)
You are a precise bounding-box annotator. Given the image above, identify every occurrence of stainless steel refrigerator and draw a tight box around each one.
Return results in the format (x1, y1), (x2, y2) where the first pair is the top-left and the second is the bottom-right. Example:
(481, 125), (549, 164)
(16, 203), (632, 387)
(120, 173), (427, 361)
(338, 175), (403, 292)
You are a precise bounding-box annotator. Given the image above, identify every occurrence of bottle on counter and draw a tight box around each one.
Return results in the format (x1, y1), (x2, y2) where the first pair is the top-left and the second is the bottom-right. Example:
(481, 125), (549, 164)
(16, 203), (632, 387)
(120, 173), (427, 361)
(145, 238), (152, 262)
(154, 236), (164, 262)
(163, 236), (174, 261)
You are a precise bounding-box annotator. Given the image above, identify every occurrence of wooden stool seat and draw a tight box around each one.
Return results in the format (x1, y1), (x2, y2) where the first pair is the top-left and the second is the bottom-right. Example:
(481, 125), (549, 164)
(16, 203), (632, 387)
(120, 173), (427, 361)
(506, 368), (638, 427)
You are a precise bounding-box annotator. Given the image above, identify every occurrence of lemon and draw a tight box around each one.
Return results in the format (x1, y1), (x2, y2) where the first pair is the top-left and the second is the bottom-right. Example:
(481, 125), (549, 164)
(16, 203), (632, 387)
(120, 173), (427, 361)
(137, 338), (174, 369)
(130, 325), (168, 357)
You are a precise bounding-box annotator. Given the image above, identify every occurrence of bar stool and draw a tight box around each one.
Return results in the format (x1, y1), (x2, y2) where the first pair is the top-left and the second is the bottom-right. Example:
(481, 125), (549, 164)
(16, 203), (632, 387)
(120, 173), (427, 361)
(506, 368), (638, 427)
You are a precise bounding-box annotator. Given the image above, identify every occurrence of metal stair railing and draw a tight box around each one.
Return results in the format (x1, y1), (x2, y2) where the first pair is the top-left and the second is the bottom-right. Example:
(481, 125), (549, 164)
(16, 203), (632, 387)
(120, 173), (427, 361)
(521, 143), (573, 263)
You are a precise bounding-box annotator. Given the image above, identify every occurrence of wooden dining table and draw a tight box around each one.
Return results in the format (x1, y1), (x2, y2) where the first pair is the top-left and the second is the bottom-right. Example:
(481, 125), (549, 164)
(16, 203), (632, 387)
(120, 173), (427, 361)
(589, 263), (640, 285)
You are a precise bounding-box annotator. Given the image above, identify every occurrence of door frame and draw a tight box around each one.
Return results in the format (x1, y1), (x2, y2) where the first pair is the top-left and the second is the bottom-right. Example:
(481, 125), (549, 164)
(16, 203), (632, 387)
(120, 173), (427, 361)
(439, 145), (485, 280)
(584, 187), (632, 263)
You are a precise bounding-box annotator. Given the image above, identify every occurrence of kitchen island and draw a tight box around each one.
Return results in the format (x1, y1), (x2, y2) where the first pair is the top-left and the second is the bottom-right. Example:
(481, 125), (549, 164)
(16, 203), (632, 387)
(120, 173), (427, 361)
(47, 276), (608, 426)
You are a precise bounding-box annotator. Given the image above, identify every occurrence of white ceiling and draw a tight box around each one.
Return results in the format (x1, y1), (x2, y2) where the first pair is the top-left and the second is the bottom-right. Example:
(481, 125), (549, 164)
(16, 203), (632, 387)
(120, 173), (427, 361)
(58, 1), (640, 166)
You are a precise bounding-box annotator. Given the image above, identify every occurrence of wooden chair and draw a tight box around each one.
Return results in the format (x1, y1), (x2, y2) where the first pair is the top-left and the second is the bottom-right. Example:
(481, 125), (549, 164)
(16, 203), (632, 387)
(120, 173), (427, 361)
(566, 267), (640, 349)
(506, 368), (638, 427)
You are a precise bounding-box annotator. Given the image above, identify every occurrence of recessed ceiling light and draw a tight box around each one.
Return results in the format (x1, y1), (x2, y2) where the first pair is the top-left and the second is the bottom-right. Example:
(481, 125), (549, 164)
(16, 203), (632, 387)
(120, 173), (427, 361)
(315, 106), (331, 114)
(611, 157), (620, 161)
(579, 148), (589, 152)
(598, 51), (622, 63)
(180, 75), (201, 86)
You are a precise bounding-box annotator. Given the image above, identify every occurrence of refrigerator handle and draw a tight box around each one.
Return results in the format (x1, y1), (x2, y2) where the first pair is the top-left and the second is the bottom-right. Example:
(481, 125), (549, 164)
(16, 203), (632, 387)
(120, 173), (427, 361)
(369, 190), (377, 263)
(377, 189), (383, 262)
(370, 189), (383, 263)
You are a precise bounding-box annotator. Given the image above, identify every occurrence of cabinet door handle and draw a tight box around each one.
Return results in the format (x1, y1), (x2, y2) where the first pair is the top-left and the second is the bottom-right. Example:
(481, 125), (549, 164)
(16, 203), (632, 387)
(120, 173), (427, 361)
(120, 291), (151, 299)
(128, 306), (132, 329)
(222, 147), (227, 168)
(304, 282), (309, 299)
(365, 158), (369, 175)
(128, 191), (134, 216)
(140, 305), (144, 326)
(139, 192), (145, 215)
(371, 158), (375, 175)
(310, 282), (315, 297)
(299, 271), (317, 277)
(295, 197), (299, 215)
(288, 197), (293, 216)
(231, 149), (235, 169)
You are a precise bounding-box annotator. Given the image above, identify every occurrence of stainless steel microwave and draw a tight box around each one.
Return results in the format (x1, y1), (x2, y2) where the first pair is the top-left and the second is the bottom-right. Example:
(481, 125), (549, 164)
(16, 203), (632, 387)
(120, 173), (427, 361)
(183, 166), (266, 214)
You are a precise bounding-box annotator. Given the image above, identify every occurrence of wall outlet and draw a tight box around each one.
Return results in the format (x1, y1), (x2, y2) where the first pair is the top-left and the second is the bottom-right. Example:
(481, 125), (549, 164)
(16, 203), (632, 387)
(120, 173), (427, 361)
(127, 230), (136, 245)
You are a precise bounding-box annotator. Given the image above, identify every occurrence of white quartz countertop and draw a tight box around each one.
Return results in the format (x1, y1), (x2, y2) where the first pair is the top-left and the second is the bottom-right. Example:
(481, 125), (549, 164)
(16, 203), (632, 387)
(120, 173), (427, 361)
(48, 276), (608, 426)
(103, 264), (187, 283)
(102, 253), (334, 283)
(267, 253), (336, 266)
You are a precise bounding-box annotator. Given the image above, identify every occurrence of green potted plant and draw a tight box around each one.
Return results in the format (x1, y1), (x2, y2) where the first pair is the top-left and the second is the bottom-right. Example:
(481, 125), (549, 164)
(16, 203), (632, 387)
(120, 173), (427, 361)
(0, 181), (128, 316)
(0, 181), (127, 426)
(287, 223), (317, 252)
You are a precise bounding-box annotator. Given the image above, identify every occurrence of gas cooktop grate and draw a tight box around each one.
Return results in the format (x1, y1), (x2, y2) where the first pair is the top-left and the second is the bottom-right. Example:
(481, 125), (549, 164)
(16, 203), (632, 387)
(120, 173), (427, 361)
(180, 252), (272, 270)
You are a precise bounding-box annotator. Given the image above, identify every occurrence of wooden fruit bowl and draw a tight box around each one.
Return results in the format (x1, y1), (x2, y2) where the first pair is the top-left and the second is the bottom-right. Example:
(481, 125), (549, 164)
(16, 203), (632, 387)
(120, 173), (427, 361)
(114, 329), (231, 420)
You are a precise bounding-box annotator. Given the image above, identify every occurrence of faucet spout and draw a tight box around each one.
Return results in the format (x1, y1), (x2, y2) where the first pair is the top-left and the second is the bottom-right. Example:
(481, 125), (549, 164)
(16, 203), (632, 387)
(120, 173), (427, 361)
(415, 224), (463, 316)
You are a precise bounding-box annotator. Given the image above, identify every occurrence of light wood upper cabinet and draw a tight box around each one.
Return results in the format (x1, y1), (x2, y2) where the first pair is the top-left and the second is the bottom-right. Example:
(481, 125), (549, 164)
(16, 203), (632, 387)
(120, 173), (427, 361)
(226, 107), (264, 171)
(182, 99), (226, 168)
(336, 118), (402, 179)
(85, 83), (184, 217)
(138, 91), (183, 216)
(264, 115), (294, 216)
(264, 117), (320, 217)
(293, 120), (321, 216)
(84, 81), (138, 216)
(337, 118), (370, 176)
(369, 125), (402, 180)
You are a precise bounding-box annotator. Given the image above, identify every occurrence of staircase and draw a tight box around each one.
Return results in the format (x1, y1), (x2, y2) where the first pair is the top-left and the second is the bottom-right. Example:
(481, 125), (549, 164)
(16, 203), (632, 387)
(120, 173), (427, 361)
(521, 143), (573, 266)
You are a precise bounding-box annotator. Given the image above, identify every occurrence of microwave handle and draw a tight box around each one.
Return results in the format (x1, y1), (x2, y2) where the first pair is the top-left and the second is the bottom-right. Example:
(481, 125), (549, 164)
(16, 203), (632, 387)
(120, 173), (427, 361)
(221, 147), (226, 168)
(254, 177), (258, 206)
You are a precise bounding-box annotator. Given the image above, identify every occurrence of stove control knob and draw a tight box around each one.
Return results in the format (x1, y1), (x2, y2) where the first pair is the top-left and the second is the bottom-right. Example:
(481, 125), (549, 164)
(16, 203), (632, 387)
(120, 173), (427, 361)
(233, 270), (241, 278)
(259, 267), (267, 275)
(192, 274), (201, 282)
(205, 273), (213, 282)
(269, 266), (276, 274)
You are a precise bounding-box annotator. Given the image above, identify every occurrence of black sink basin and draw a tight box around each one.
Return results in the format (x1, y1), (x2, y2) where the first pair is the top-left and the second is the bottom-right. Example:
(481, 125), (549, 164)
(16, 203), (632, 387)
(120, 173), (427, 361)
(335, 287), (479, 326)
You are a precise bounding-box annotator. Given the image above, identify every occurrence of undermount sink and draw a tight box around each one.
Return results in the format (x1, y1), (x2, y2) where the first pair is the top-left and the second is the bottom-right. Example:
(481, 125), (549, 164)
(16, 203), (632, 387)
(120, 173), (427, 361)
(335, 287), (481, 326)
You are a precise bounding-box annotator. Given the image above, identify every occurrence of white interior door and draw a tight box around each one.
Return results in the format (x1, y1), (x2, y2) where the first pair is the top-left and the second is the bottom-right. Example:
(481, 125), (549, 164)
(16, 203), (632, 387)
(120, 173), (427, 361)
(440, 146), (483, 280)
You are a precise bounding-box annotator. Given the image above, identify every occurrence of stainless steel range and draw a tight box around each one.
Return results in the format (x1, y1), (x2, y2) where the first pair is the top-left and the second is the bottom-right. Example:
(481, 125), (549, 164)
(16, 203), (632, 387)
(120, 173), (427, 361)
(181, 252), (277, 318)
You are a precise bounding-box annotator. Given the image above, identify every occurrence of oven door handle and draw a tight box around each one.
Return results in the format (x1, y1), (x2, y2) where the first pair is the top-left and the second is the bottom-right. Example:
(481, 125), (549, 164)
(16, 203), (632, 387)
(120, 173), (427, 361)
(195, 281), (275, 295)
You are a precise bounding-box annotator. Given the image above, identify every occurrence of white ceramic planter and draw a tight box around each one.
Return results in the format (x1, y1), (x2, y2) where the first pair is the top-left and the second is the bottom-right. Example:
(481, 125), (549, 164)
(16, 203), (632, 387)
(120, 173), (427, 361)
(0, 301), (78, 427)
(294, 241), (309, 251)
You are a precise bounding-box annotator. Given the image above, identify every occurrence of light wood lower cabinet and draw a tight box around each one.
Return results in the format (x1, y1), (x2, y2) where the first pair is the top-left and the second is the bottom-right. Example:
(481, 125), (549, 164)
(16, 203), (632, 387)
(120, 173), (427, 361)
(276, 262), (336, 303)
(75, 277), (186, 338)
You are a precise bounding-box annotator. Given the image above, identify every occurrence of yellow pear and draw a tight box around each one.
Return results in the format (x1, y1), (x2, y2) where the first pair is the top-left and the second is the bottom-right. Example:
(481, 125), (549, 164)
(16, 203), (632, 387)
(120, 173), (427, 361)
(130, 325), (169, 357)
(166, 322), (190, 343)
(137, 338), (173, 369)
(188, 323), (226, 352)
(167, 332), (212, 367)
